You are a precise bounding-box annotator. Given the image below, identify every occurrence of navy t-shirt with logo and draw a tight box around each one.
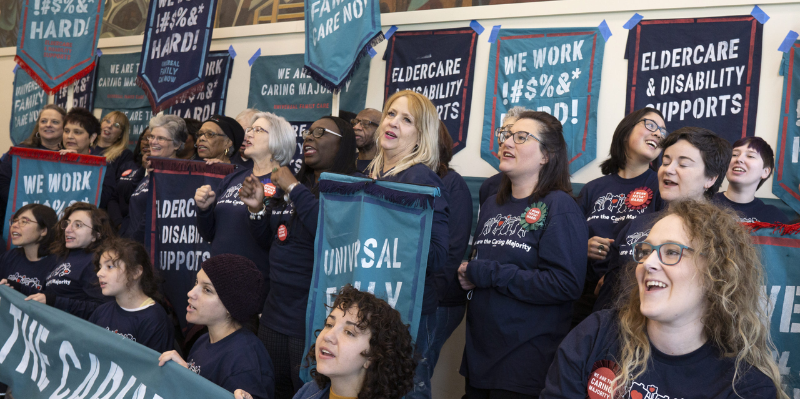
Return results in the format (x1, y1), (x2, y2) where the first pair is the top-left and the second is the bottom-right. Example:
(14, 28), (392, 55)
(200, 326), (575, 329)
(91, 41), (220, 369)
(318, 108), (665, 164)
(461, 189), (587, 395)
(89, 301), (175, 353)
(713, 192), (790, 224)
(45, 249), (112, 319)
(0, 248), (57, 296)
(107, 163), (145, 230)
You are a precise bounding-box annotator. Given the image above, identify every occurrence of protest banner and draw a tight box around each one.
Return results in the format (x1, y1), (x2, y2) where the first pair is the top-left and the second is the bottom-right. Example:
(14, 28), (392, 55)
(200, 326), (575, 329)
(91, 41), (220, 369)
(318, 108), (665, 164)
(2, 148), (106, 247)
(384, 27), (478, 154)
(482, 27), (605, 173)
(774, 40), (800, 215)
(144, 158), (235, 332)
(625, 16), (763, 144)
(14, 0), (104, 92)
(302, 173), (438, 380)
(0, 286), (233, 399)
(248, 54), (369, 121)
(54, 65), (97, 111)
(303, 0), (381, 91)
(137, 0), (217, 113)
(169, 51), (234, 121)
(101, 107), (154, 151)
(94, 53), (149, 110)
(288, 121), (312, 174)
(10, 68), (47, 145)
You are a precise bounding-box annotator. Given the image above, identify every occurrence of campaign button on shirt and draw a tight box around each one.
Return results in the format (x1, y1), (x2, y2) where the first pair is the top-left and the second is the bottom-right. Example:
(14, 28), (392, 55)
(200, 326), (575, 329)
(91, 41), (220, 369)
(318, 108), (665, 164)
(587, 360), (618, 399)
(264, 183), (276, 197)
(525, 207), (542, 224)
(278, 224), (288, 241)
(121, 169), (133, 177)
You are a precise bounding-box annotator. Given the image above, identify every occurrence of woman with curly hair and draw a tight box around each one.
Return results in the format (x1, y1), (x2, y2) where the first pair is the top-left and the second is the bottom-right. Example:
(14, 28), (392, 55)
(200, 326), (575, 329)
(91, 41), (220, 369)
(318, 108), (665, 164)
(235, 285), (417, 399)
(541, 200), (786, 399)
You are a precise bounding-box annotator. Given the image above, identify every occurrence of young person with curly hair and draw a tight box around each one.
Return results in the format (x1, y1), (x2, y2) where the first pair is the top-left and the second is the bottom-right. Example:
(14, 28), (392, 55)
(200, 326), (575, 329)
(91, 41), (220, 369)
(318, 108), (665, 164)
(234, 285), (417, 399)
(541, 200), (786, 399)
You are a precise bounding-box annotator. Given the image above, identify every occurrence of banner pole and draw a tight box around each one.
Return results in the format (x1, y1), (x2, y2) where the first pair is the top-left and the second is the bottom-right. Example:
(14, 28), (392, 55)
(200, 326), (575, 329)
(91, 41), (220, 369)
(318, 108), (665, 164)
(332, 92), (340, 117)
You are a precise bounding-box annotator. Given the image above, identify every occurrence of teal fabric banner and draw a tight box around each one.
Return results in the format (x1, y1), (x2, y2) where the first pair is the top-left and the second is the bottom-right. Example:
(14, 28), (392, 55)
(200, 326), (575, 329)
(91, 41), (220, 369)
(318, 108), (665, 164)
(14, 0), (105, 92)
(303, 0), (381, 90)
(248, 54), (369, 121)
(10, 68), (47, 145)
(2, 148), (106, 247)
(774, 40), (800, 215)
(481, 28), (605, 174)
(752, 226), (800, 398)
(0, 286), (233, 398)
(302, 173), (438, 381)
(94, 53), (150, 110)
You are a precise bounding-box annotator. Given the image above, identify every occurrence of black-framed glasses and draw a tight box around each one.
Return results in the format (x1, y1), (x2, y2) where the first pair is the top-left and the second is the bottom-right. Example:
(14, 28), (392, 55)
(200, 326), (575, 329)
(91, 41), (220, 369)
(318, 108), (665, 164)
(197, 130), (227, 140)
(302, 128), (342, 139)
(59, 220), (93, 231)
(632, 242), (694, 266)
(245, 126), (268, 135)
(639, 118), (668, 138)
(9, 217), (35, 227)
(497, 130), (544, 147)
(351, 118), (378, 129)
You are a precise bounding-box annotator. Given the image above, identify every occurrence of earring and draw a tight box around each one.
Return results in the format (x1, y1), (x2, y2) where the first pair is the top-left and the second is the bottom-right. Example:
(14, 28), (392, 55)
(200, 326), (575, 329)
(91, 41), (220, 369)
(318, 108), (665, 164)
(35, 132), (40, 138)
(224, 148), (230, 157)
(413, 144), (419, 152)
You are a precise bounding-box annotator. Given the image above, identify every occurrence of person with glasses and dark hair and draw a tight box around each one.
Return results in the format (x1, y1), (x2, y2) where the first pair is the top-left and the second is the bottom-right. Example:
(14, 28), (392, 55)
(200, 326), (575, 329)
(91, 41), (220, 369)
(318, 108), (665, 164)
(238, 115), (358, 399)
(479, 106), (527, 206)
(25, 202), (115, 320)
(714, 137), (789, 224)
(0, 204), (59, 296)
(197, 115), (246, 165)
(541, 200), (785, 399)
(352, 108), (382, 173)
(594, 126), (731, 312)
(572, 108), (666, 327)
(457, 111), (588, 399)
(194, 111), (296, 303)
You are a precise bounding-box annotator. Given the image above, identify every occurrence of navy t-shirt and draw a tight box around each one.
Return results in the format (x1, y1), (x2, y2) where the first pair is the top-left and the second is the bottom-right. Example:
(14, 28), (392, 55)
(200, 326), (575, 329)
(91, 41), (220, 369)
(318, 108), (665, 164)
(92, 146), (134, 210)
(356, 159), (371, 174)
(578, 170), (661, 279)
(0, 249), (58, 296)
(107, 163), (145, 231)
(45, 249), (113, 319)
(478, 172), (503, 207)
(436, 169), (473, 307)
(196, 167), (271, 298)
(124, 177), (150, 243)
(89, 301), (174, 353)
(540, 310), (777, 399)
(461, 190), (588, 395)
(187, 329), (275, 399)
(713, 193), (790, 224)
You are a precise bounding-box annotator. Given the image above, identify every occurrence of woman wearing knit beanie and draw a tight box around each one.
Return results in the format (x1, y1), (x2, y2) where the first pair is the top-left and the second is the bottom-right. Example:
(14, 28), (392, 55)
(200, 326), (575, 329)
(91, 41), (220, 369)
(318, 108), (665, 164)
(158, 254), (275, 399)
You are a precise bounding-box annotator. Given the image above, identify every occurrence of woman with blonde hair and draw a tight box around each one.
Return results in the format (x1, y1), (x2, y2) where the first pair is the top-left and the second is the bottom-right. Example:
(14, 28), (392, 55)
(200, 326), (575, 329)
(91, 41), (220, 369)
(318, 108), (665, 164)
(365, 90), (449, 399)
(93, 111), (134, 209)
(540, 200), (786, 399)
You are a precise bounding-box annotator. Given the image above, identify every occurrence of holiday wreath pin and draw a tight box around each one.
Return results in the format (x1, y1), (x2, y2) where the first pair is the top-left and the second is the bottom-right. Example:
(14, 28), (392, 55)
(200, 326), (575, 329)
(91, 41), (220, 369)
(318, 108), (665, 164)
(520, 202), (548, 231)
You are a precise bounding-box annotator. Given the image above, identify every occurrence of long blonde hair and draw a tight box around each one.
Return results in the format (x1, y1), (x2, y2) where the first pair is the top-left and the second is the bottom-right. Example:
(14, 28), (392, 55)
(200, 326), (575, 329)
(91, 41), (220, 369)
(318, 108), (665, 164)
(367, 90), (440, 178)
(615, 200), (787, 398)
(95, 111), (131, 162)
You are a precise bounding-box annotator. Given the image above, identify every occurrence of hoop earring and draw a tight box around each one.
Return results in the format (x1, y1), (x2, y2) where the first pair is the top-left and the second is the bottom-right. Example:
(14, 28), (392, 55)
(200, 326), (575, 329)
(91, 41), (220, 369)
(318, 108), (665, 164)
(413, 144), (419, 152)
(35, 132), (40, 138)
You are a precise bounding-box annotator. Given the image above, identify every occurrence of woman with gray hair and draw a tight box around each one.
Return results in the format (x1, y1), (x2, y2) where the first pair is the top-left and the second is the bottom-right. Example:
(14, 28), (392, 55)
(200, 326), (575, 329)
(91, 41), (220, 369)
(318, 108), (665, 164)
(194, 111), (296, 293)
(123, 115), (188, 242)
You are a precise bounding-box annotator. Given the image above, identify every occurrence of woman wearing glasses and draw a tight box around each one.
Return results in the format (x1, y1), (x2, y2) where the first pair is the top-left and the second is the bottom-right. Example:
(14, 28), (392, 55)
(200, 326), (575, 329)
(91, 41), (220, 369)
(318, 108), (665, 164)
(457, 111), (587, 398)
(195, 112), (296, 300)
(123, 115), (187, 242)
(238, 115), (357, 398)
(0, 204), (59, 296)
(196, 115), (247, 166)
(541, 200), (785, 399)
(92, 111), (134, 210)
(25, 202), (115, 320)
(572, 108), (666, 327)
(594, 127), (731, 312)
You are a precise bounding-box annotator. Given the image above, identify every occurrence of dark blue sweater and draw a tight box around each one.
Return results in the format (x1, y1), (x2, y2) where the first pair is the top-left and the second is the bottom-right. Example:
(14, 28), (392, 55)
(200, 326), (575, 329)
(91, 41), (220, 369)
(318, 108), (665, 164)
(187, 329), (275, 399)
(478, 172), (503, 207)
(713, 192), (790, 224)
(106, 163), (145, 231)
(378, 163), (449, 315)
(196, 167), (272, 298)
(91, 146), (134, 210)
(540, 310), (777, 399)
(460, 190), (587, 395)
(89, 301), (175, 353)
(44, 249), (113, 319)
(123, 177), (150, 243)
(0, 248), (57, 296)
(436, 169), (472, 307)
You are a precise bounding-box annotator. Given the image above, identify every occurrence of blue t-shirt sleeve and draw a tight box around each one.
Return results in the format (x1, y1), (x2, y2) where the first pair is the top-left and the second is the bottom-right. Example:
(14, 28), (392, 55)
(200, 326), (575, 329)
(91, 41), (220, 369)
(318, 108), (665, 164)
(289, 184), (320, 234)
(53, 265), (110, 320)
(140, 306), (176, 353)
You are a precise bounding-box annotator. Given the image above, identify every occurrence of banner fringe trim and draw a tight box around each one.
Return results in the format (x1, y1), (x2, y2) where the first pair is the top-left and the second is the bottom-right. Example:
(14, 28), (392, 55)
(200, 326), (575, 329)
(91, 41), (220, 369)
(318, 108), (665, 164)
(8, 147), (107, 166)
(136, 77), (206, 114)
(149, 157), (237, 175)
(743, 221), (800, 235)
(14, 56), (97, 95)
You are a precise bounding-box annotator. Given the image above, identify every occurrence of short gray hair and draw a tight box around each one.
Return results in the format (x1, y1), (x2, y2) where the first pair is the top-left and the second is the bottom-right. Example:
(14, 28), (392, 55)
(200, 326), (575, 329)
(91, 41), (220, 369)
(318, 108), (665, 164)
(502, 106), (527, 125)
(251, 112), (296, 166)
(149, 114), (187, 147)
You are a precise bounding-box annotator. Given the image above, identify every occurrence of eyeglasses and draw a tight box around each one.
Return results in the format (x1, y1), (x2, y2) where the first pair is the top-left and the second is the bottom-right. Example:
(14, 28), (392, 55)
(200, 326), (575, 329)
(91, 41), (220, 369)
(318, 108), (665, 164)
(245, 126), (268, 135)
(103, 120), (121, 129)
(147, 135), (174, 145)
(9, 217), (35, 227)
(632, 242), (694, 266)
(302, 128), (342, 139)
(351, 118), (378, 129)
(497, 130), (544, 147)
(197, 130), (227, 140)
(59, 219), (93, 231)
(639, 118), (668, 138)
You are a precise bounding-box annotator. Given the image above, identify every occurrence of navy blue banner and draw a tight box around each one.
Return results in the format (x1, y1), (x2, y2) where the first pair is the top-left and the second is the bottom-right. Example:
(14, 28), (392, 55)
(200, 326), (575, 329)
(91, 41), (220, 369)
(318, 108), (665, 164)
(169, 51), (233, 120)
(625, 16), (763, 144)
(54, 63), (97, 111)
(137, 0), (217, 113)
(384, 27), (478, 154)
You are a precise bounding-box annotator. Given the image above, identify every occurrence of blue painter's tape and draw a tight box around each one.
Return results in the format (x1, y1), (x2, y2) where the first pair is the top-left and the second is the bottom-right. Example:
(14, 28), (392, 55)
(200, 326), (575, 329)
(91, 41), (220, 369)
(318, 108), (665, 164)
(750, 5), (769, 24)
(623, 13), (644, 30)
(488, 25), (501, 43)
(368, 46), (377, 58)
(385, 26), (398, 39)
(13, 64), (18, 73)
(778, 31), (799, 53)
(248, 48), (261, 66)
(598, 20), (612, 41)
(95, 49), (103, 57)
(228, 45), (237, 58)
(470, 20), (484, 35)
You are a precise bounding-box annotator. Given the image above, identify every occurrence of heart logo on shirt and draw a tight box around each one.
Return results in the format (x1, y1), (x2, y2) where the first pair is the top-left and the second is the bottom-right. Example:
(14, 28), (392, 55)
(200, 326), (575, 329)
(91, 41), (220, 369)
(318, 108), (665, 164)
(630, 392), (643, 399)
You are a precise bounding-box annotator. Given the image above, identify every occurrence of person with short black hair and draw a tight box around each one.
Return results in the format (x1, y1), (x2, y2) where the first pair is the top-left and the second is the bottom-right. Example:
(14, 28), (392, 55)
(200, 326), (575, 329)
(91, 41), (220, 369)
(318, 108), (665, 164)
(352, 108), (382, 173)
(0, 204), (59, 296)
(61, 107), (100, 156)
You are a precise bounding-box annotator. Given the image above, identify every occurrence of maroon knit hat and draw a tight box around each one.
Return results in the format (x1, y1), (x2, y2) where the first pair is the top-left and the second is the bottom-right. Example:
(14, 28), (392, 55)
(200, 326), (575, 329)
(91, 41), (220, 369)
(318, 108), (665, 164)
(201, 254), (263, 324)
